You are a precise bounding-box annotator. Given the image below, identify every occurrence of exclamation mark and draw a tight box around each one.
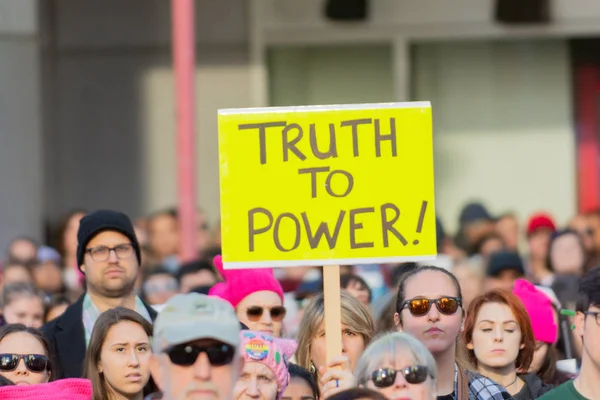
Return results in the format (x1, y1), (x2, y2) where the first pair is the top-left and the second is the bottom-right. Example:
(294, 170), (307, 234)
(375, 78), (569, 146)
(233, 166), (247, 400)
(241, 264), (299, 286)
(412, 200), (428, 245)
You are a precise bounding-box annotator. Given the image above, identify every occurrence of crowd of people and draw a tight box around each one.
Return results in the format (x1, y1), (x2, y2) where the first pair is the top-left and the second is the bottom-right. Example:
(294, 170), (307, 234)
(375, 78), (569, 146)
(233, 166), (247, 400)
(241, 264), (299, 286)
(0, 203), (598, 400)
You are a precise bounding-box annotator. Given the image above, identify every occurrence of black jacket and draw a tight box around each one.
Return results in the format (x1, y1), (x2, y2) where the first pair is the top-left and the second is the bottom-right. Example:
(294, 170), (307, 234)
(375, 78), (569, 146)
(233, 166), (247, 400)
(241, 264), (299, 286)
(41, 294), (158, 379)
(520, 373), (554, 399)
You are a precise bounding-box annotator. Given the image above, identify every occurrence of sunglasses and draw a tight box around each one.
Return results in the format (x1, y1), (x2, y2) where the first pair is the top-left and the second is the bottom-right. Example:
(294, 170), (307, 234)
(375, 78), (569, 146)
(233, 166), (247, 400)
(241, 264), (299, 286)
(246, 306), (286, 322)
(0, 354), (49, 373)
(371, 366), (431, 387)
(401, 297), (461, 316)
(166, 342), (235, 367)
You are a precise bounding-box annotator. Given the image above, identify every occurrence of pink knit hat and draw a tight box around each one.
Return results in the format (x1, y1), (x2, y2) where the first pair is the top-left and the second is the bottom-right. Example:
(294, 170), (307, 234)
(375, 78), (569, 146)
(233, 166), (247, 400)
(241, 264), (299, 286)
(513, 279), (558, 344)
(240, 331), (297, 399)
(0, 378), (92, 399)
(209, 255), (284, 308)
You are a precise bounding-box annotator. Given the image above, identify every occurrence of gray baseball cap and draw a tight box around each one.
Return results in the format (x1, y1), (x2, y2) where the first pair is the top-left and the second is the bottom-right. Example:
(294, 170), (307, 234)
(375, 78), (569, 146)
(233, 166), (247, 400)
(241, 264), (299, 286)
(152, 293), (241, 352)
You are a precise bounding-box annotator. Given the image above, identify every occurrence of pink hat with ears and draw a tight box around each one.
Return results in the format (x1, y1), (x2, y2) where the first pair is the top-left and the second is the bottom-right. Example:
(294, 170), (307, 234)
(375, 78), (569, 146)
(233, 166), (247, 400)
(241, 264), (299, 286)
(208, 255), (284, 308)
(513, 279), (558, 344)
(240, 331), (297, 399)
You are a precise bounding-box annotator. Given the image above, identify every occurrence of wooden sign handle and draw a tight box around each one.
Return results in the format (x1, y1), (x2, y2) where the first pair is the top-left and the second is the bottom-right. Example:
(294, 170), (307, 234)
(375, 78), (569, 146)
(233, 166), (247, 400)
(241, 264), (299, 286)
(323, 265), (343, 368)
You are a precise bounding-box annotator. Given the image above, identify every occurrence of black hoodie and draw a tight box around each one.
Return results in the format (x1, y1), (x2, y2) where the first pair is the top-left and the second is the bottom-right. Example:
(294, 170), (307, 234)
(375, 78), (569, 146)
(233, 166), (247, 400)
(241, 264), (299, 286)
(514, 373), (554, 400)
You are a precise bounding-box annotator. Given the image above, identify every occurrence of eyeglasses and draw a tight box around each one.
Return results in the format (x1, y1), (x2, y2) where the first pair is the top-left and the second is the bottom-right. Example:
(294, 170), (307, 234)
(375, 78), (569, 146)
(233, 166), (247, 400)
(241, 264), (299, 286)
(371, 366), (431, 387)
(584, 311), (600, 325)
(165, 342), (235, 367)
(246, 306), (287, 322)
(86, 243), (134, 262)
(400, 297), (461, 316)
(0, 354), (49, 373)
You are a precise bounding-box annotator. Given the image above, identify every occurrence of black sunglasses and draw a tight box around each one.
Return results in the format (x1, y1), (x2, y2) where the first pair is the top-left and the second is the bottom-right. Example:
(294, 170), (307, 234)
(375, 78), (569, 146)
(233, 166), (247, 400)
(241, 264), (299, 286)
(401, 297), (461, 316)
(371, 366), (431, 387)
(0, 354), (49, 373)
(246, 306), (287, 322)
(166, 342), (235, 367)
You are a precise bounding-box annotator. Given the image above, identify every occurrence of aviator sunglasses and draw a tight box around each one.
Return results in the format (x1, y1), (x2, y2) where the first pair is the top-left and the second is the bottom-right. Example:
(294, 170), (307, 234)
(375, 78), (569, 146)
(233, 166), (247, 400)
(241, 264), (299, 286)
(371, 366), (432, 387)
(245, 306), (287, 322)
(0, 354), (50, 373)
(400, 297), (461, 316)
(166, 342), (235, 367)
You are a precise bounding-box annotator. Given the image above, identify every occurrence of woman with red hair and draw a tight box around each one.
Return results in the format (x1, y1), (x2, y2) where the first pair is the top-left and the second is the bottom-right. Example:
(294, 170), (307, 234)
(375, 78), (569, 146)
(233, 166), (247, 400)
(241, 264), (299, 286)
(463, 290), (553, 399)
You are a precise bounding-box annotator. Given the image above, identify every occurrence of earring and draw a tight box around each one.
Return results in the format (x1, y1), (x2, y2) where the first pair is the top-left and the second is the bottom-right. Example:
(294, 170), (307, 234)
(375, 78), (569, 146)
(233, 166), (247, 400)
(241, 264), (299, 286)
(309, 361), (316, 374)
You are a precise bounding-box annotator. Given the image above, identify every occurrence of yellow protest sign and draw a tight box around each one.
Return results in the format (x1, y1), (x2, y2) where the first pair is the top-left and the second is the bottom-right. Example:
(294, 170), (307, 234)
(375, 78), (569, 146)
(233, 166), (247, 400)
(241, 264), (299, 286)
(218, 102), (436, 268)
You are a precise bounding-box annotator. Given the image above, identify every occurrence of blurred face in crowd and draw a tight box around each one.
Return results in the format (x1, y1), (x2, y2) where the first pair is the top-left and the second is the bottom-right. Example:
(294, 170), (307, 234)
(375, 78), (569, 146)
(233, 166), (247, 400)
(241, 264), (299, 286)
(180, 270), (217, 293)
(8, 239), (37, 264)
(364, 349), (436, 400)
(528, 229), (552, 261)
(343, 278), (370, 306)
(575, 304), (600, 371)
(2, 264), (33, 285)
(150, 338), (243, 400)
(143, 273), (179, 305)
(496, 215), (519, 251)
(98, 321), (151, 399)
(196, 210), (210, 255)
(148, 213), (180, 260)
(64, 212), (85, 256)
(236, 291), (285, 337)
(528, 341), (549, 374)
(464, 220), (495, 248)
(33, 262), (63, 294)
(569, 215), (594, 255)
(233, 361), (278, 400)
(485, 269), (522, 292)
(479, 237), (505, 258)
(467, 302), (523, 370)
(2, 294), (44, 328)
(82, 231), (139, 299)
(549, 233), (585, 276)
(0, 332), (51, 385)
(311, 322), (365, 372)
(586, 213), (600, 253)
(282, 376), (315, 400)
(395, 270), (463, 356)
(452, 262), (484, 310)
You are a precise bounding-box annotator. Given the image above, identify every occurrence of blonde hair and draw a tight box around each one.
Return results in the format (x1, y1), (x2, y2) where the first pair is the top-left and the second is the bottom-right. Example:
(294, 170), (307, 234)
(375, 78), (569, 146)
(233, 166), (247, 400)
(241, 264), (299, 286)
(296, 291), (375, 374)
(354, 332), (437, 390)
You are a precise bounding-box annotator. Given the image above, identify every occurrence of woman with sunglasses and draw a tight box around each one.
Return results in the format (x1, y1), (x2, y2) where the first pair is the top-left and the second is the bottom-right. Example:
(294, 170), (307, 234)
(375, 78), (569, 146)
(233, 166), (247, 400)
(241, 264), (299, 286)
(0, 324), (53, 385)
(210, 255), (287, 337)
(234, 330), (297, 400)
(394, 265), (512, 400)
(84, 307), (155, 400)
(296, 291), (375, 399)
(354, 331), (438, 400)
(463, 290), (552, 399)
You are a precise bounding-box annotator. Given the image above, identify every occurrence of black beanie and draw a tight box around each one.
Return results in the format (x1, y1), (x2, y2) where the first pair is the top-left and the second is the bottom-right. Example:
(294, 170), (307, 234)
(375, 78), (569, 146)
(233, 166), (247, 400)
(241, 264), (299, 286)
(76, 210), (141, 270)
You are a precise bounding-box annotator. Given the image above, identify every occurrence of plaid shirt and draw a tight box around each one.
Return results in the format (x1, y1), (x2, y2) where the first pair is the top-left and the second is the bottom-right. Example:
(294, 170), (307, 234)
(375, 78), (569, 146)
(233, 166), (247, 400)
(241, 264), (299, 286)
(453, 364), (514, 400)
(82, 293), (152, 346)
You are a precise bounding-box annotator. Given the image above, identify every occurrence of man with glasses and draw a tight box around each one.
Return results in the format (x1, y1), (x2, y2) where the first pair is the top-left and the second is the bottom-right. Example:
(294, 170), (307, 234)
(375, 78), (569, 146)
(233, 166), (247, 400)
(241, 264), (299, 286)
(148, 293), (243, 400)
(42, 209), (158, 378)
(540, 266), (600, 400)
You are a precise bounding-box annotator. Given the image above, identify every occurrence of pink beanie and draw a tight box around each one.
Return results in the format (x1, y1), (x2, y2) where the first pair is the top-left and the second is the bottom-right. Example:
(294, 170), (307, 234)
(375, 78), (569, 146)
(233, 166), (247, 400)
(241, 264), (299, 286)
(240, 331), (297, 399)
(513, 279), (558, 344)
(0, 378), (92, 399)
(209, 255), (284, 308)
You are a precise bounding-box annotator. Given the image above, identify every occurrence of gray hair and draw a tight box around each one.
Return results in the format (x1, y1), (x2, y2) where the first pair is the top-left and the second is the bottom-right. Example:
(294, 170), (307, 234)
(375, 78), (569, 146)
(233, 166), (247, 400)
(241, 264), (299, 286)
(1, 282), (44, 308)
(354, 332), (437, 389)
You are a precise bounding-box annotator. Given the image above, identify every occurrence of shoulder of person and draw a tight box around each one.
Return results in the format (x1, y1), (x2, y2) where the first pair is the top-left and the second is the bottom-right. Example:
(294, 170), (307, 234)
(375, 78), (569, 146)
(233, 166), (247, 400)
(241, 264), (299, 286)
(537, 380), (577, 400)
(465, 370), (514, 400)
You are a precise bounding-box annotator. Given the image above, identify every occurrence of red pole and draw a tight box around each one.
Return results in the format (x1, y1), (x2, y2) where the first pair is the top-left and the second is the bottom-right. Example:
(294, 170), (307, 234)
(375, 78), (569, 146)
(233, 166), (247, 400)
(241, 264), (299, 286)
(172, 0), (197, 262)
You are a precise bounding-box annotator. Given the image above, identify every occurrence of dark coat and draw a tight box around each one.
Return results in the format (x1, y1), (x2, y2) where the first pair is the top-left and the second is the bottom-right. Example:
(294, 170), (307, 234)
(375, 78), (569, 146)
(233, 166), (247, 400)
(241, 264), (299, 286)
(41, 294), (157, 379)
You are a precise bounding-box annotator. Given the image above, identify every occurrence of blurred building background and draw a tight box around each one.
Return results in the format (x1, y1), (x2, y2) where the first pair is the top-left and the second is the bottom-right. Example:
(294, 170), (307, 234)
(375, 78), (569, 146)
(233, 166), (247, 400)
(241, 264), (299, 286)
(1, 0), (599, 250)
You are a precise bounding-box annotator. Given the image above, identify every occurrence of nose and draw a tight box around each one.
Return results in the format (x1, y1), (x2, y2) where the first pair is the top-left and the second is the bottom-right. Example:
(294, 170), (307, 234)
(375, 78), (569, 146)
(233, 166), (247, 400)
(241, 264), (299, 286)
(493, 327), (504, 342)
(427, 303), (441, 322)
(128, 349), (140, 367)
(259, 308), (273, 326)
(108, 249), (119, 263)
(192, 351), (211, 381)
(15, 359), (29, 376)
(246, 377), (260, 398)
(393, 371), (408, 388)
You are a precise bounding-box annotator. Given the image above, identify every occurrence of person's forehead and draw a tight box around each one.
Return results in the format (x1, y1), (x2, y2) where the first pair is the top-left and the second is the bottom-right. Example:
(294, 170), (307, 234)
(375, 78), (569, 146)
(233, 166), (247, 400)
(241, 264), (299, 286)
(87, 231), (130, 247)
(403, 271), (457, 297)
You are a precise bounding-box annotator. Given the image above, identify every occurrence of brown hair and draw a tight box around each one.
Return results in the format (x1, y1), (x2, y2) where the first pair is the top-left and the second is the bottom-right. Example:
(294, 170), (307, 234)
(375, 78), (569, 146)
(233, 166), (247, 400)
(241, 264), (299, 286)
(84, 307), (154, 400)
(296, 291), (374, 380)
(0, 324), (54, 381)
(463, 290), (535, 371)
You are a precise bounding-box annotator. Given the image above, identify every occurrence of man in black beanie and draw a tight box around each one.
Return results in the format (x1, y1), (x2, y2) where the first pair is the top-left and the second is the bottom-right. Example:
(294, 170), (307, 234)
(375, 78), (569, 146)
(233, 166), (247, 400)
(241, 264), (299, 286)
(42, 210), (158, 378)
